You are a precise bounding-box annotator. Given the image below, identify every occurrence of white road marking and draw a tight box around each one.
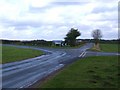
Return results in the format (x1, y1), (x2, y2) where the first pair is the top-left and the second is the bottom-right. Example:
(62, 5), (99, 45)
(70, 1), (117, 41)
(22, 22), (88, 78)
(79, 51), (84, 57)
(82, 52), (86, 57)
(79, 51), (86, 57)
(19, 64), (64, 88)
(116, 53), (120, 55)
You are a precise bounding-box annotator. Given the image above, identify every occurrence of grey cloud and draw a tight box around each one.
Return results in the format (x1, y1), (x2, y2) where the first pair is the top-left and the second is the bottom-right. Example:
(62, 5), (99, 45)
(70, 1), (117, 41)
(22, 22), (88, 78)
(95, 18), (117, 23)
(28, 1), (88, 13)
(0, 0), (118, 40)
(14, 26), (28, 30)
(88, 12), (117, 23)
(0, 18), (44, 30)
(92, 6), (116, 14)
(12, 21), (42, 28)
(51, 2), (88, 6)
(98, 0), (118, 3)
(28, 5), (53, 13)
(78, 24), (92, 30)
(96, 26), (118, 39)
(0, 17), (69, 30)
(99, 26), (113, 31)
(0, 18), (14, 25)
(103, 31), (118, 39)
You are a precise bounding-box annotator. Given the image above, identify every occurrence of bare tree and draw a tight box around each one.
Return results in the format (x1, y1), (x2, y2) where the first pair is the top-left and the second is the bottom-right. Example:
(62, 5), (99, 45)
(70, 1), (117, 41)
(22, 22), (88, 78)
(92, 29), (102, 50)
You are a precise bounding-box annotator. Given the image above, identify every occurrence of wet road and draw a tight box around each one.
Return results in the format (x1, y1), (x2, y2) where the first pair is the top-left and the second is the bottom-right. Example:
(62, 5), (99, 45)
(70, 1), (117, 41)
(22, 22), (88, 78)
(1, 43), (119, 88)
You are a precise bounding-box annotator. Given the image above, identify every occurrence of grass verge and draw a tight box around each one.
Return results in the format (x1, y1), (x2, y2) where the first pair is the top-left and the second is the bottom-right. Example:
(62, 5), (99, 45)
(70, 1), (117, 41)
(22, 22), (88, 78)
(88, 44), (118, 52)
(100, 44), (118, 52)
(88, 47), (101, 52)
(40, 56), (119, 88)
(0, 45), (2, 64)
(2, 46), (44, 64)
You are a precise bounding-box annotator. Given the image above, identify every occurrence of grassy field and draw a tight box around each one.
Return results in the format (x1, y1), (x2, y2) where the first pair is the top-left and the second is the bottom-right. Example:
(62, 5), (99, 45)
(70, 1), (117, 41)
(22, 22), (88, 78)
(2, 46), (44, 64)
(100, 44), (118, 52)
(40, 56), (119, 88)
(88, 44), (118, 52)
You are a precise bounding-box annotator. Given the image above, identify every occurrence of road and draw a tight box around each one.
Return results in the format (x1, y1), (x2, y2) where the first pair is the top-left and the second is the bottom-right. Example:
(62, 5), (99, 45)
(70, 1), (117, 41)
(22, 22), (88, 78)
(1, 43), (119, 89)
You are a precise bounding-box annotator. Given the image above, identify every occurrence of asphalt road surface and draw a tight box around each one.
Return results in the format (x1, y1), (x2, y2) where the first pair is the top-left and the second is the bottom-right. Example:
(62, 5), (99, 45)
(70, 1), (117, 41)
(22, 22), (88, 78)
(1, 43), (119, 89)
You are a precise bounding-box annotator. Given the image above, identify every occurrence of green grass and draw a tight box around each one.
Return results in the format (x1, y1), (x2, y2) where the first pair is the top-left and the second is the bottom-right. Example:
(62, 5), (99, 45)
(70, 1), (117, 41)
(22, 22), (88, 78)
(0, 45), (2, 64)
(40, 56), (119, 88)
(2, 46), (44, 64)
(88, 47), (101, 52)
(88, 44), (118, 52)
(100, 44), (118, 52)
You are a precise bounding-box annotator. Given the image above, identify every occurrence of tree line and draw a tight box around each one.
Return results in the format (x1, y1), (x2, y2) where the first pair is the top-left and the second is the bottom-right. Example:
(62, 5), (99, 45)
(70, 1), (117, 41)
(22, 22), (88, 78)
(1, 28), (119, 47)
(1, 38), (119, 46)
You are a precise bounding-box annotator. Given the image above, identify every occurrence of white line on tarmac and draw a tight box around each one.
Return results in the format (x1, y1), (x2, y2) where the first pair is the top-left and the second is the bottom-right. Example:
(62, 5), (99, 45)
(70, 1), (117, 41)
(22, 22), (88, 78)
(82, 52), (86, 57)
(116, 53), (120, 55)
(79, 51), (86, 57)
(19, 64), (64, 88)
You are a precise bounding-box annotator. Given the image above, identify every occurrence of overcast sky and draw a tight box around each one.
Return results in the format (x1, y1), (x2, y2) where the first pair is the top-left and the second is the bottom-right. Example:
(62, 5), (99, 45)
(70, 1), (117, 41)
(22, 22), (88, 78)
(0, 0), (119, 41)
